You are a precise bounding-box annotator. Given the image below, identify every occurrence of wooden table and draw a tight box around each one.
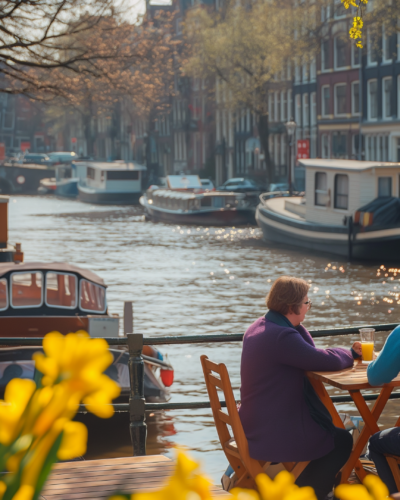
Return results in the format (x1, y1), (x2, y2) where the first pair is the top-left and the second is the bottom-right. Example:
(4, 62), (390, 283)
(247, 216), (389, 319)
(40, 455), (231, 500)
(307, 361), (400, 484)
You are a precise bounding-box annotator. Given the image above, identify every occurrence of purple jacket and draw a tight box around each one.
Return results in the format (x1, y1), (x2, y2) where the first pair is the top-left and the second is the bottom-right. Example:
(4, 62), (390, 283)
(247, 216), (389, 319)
(238, 316), (354, 462)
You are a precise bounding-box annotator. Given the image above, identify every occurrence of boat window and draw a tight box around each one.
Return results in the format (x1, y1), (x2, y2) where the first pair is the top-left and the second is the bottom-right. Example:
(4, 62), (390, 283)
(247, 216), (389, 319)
(213, 197), (225, 208)
(80, 279), (106, 313)
(87, 167), (96, 180)
(46, 273), (77, 309)
(11, 272), (43, 308)
(107, 171), (139, 180)
(378, 177), (392, 197)
(334, 174), (349, 209)
(201, 197), (212, 207)
(315, 173), (328, 206)
(0, 279), (7, 310)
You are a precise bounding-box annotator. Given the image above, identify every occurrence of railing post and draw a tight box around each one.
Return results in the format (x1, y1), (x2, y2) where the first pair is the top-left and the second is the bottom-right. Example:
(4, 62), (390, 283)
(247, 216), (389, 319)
(127, 333), (146, 456)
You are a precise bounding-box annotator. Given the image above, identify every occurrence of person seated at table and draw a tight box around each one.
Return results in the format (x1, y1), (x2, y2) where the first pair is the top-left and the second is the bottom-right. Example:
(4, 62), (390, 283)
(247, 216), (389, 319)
(366, 326), (400, 494)
(238, 276), (362, 500)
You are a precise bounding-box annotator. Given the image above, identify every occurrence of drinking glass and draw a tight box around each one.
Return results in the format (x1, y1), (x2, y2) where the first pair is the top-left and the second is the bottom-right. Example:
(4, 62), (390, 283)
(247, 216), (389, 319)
(359, 328), (375, 362)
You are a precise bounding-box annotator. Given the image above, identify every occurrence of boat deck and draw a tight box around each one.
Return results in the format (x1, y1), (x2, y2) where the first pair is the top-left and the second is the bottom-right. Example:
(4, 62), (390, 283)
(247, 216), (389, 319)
(264, 196), (305, 220)
(40, 455), (230, 500)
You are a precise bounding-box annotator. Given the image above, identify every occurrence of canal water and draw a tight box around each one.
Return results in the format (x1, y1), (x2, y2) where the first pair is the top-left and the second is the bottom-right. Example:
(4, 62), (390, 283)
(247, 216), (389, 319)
(8, 195), (400, 483)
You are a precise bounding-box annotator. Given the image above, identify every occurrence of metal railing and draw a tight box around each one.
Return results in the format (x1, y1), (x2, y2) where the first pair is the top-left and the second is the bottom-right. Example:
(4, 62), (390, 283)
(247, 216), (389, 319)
(1, 321), (398, 456)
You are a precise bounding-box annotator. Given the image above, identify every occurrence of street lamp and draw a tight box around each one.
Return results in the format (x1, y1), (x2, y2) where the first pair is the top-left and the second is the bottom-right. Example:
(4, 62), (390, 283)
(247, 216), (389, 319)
(285, 118), (297, 196)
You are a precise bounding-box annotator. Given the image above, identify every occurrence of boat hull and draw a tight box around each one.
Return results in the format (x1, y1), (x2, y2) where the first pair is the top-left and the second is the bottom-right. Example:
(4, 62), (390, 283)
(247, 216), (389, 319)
(256, 204), (400, 261)
(143, 203), (255, 226)
(78, 185), (141, 205)
(55, 178), (78, 198)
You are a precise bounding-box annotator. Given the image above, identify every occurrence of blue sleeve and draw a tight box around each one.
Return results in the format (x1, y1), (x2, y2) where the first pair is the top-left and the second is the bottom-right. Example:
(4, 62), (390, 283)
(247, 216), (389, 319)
(367, 327), (400, 386)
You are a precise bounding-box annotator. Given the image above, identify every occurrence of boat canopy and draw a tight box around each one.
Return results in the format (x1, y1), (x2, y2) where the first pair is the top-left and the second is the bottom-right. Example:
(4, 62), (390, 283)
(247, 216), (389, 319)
(166, 175), (202, 189)
(355, 197), (400, 227)
(0, 262), (106, 286)
(299, 158), (400, 172)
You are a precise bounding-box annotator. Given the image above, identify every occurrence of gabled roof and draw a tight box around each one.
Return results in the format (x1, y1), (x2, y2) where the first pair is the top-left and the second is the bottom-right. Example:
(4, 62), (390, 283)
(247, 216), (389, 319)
(298, 159), (400, 171)
(0, 262), (105, 286)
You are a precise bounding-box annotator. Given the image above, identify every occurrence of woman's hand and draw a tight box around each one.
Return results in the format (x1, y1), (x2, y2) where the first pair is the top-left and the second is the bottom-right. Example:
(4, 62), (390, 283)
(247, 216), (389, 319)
(352, 341), (362, 357)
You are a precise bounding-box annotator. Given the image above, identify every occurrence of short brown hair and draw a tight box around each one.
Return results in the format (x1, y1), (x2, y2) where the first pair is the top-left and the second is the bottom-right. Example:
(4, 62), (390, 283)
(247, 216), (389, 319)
(266, 276), (309, 315)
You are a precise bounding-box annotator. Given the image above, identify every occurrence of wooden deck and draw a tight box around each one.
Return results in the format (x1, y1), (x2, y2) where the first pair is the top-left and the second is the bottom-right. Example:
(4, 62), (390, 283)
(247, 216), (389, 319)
(41, 455), (231, 500)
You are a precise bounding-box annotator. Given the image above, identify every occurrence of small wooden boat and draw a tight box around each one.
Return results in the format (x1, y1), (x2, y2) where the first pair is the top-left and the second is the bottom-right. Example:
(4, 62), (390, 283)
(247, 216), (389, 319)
(256, 159), (400, 260)
(38, 177), (57, 194)
(76, 161), (146, 205)
(0, 261), (173, 401)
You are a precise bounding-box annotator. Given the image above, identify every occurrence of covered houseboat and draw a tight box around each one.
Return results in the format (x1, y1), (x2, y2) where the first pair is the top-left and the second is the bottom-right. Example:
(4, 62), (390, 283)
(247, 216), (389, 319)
(140, 175), (255, 226)
(77, 161), (146, 205)
(256, 159), (400, 261)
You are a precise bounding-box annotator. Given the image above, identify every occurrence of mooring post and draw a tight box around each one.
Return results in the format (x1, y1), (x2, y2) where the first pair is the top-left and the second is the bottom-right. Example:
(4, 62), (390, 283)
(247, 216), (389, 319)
(124, 301), (133, 335)
(127, 333), (146, 456)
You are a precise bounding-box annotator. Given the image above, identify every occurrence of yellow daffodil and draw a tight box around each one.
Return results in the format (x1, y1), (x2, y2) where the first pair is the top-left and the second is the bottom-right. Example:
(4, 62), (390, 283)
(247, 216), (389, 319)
(133, 450), (213, 500)
(335, 475), (388, 500)
(33, 331), (120, 417)
(256, 471), (300, 500)
(12, 485), (34, 500)
(57, 420), (87, 460)
(0, 379), (36, 446)
(229, 487), (260, 500)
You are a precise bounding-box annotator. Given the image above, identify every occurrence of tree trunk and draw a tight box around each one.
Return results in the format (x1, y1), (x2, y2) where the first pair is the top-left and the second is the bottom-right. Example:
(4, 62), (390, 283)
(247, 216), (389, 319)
(257, 113), (273, 187)
(83, 114), (93, 157)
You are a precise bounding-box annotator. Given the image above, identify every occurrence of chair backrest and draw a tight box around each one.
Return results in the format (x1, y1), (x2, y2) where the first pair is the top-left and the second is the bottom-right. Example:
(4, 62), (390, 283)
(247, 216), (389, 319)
(200, 354), (264, 479)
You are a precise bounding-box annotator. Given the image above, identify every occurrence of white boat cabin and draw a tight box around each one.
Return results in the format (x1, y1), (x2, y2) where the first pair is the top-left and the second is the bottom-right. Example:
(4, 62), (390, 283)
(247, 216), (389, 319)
(76, 161), (146, 192)
(297, 159), (400, 225)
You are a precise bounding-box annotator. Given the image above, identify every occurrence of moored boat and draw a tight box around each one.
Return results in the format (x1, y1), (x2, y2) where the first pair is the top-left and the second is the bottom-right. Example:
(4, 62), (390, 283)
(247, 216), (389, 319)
(77, 161), (146, 205)
(140, 175), (256, 226)
(256, 159), (400, 260)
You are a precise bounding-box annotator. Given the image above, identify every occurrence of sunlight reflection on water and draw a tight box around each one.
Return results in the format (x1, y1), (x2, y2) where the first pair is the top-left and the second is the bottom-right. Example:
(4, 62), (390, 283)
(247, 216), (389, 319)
(8, 195), (400, 482)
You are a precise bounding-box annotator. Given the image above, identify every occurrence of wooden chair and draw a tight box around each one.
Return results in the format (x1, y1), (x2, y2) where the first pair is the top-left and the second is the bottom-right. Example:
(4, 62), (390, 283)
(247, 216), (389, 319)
(200, 355), (309, 490)
(385, 454), (400, 492)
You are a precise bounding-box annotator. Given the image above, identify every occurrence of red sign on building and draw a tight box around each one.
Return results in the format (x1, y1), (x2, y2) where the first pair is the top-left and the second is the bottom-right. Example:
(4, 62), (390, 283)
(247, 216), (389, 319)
(0, 143), (5, 161)
(297, 139), (310, 160)
(71, 137), (77, 144)
(20, 142), (31, 152)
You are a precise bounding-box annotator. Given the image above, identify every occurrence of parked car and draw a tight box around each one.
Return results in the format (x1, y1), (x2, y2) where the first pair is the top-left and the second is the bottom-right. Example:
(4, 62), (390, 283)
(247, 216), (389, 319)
(48, 151), (77, 165)
(200, 179), (215, 191)
(216, 178), (263, 193)
(23, 154), (51, 166)
(268, 183), (289, 192)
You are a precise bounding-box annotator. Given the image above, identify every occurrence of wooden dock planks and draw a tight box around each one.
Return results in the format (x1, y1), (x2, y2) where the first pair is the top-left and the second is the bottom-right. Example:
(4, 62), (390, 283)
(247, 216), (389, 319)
(40, 455), (231, 499)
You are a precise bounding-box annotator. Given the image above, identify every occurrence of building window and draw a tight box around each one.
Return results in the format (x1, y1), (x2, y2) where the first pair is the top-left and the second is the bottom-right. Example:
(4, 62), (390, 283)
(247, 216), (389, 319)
(315, 172), (328, 206)
(295, 94), (301, 126)
(288, 90), (293, 120)
(383, 26), (392, 62)
(281, 91), (287, 122)
(334, 174), (349, 209)
(321, 134), (330, 158)
(334, 37), (347, 69)
(352, 81), (360, 115)
(368, 79), (378, 120)
(311, 92), (317, 126)
(322, 86), (330, 117)
(335, 84), (347, 116)
(269, 93), (274, 122)
(334, 0), (347, 18)
(303, 94), (309, 127)
(367, 30), (378, 66)
(383, 77), (392, 119)
(310, 58), (316, 81)
(333, 132), (347, 158)
(352, 45), (361, 67)
(378, 177), (392, 196)
(302, 63), (309, 83)
(276, 92), (281, 122)
(321, 40), (330, 71)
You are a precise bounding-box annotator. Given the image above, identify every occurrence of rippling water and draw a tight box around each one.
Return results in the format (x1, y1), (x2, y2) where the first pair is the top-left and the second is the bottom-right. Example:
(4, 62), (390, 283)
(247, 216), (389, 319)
(7, 195), (400, 483)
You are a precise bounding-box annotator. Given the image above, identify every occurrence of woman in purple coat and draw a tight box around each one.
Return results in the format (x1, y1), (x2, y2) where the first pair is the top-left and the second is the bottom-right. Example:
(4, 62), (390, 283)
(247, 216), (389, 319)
(239, 276), (362, 500)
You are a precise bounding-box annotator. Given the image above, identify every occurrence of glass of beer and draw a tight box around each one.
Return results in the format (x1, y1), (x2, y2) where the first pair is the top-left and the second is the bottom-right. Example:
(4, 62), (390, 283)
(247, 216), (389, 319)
(359, 328), (375, 362)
